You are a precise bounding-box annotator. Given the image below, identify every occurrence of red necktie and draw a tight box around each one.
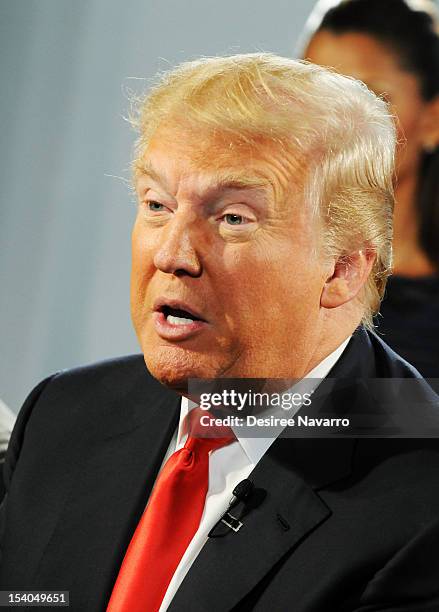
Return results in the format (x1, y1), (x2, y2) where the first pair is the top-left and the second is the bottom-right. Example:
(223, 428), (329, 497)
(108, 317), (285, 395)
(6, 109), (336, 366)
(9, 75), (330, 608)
(107, 409), (233, 612)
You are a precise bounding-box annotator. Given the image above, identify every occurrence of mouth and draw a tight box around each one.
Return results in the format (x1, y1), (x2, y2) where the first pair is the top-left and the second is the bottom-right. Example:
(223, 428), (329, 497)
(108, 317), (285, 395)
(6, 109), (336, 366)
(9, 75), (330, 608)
(152, 299), (208, 340)
(159, 304), (205, 325)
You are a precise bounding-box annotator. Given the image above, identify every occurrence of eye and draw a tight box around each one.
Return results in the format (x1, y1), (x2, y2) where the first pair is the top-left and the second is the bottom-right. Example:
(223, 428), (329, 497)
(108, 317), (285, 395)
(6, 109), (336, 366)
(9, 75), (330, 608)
(147, 201), (166, 212)
(223, 213), (246, 225)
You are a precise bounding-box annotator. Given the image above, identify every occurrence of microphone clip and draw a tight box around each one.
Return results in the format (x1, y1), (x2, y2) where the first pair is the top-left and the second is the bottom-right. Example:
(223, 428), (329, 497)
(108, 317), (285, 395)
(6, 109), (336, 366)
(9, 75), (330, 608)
(220, 511), (243, 533)
(208, 478), (254, 538)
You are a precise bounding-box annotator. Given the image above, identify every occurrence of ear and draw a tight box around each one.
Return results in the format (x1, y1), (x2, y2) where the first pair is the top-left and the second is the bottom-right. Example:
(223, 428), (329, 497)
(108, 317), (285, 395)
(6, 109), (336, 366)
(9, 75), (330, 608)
(420, 95), (439, 152)
(321, 249), (376, 309)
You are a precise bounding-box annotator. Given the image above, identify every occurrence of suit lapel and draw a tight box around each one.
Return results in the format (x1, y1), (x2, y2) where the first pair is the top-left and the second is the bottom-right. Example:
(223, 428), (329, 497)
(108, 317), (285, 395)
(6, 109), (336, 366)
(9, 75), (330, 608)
(169, 435), (355, 611)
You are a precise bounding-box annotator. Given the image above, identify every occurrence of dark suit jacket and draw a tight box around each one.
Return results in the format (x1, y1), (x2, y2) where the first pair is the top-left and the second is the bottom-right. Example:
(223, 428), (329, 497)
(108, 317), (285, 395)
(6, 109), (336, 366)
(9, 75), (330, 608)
(1, 328), (439, 611)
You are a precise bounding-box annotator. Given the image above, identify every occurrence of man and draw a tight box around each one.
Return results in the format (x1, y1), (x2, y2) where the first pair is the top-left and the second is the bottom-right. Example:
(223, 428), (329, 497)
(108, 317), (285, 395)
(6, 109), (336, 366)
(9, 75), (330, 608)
(1, 54), (439, 611)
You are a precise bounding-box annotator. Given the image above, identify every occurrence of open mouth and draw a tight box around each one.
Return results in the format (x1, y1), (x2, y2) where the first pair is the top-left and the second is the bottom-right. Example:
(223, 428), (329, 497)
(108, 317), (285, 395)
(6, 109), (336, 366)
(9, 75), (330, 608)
(152, 299), (208, 339)
(159, 305), (205, 326)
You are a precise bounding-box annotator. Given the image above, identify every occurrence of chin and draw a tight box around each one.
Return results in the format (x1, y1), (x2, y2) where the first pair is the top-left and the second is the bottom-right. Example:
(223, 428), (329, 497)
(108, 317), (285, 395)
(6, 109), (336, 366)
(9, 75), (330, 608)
(142, 345), (222, 392)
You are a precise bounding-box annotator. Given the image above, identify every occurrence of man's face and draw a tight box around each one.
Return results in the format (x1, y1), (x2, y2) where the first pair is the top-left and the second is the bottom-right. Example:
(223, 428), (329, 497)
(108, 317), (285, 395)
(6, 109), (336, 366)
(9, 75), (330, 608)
(131, 127), (330, 390)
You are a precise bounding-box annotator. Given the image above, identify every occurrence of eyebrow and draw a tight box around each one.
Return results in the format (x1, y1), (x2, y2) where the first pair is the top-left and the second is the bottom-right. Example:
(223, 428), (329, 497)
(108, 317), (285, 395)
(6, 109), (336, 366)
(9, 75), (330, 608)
(139, 161), (271, 194)
(139, 162), (165, 185)
(207, 173), (270, 191)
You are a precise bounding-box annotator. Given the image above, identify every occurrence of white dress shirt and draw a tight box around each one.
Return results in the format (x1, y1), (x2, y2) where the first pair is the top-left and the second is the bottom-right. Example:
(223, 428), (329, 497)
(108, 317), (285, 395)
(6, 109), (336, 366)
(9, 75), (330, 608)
(159, 337), (351, 610)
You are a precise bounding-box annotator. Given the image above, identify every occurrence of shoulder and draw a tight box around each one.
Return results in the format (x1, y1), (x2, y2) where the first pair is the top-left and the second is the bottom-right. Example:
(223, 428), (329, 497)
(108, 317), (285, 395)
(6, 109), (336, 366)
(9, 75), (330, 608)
(15, 354), (161, 427)
(3, 355), (174, 489)
(351, 326), (429, 379)
(24, 353), (166, 409)
(45, 353), (152, 394)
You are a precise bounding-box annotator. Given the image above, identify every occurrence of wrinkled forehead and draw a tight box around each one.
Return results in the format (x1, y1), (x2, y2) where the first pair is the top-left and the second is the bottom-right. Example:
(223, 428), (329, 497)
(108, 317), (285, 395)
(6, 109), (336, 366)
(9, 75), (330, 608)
(134, 122), (311, 206)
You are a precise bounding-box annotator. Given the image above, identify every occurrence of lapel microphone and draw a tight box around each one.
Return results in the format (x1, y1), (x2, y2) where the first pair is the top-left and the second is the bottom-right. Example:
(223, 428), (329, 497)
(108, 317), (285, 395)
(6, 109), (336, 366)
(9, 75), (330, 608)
(208, 479), (254, 538)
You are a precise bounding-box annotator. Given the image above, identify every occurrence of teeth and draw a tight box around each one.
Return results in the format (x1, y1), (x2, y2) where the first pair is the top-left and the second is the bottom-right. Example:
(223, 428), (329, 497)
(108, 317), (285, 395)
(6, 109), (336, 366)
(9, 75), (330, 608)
(167, 314), (194, 325)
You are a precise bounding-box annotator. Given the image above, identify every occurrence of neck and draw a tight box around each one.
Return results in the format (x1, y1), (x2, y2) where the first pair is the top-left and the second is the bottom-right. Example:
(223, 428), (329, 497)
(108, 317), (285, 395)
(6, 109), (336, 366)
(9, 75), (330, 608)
(393, 172), (436, 276)
(302, 306), (361, 377)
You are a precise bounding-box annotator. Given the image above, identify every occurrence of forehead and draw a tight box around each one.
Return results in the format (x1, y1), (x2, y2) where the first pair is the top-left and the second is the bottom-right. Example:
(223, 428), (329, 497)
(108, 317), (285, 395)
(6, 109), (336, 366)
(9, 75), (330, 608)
(136, 125), (308, 203)
(306, 31), (404, 83)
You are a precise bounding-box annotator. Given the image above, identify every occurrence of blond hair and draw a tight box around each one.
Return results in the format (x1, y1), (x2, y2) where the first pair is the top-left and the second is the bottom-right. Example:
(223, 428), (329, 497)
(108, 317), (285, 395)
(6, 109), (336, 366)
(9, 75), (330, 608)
(132, 53), (395, 328)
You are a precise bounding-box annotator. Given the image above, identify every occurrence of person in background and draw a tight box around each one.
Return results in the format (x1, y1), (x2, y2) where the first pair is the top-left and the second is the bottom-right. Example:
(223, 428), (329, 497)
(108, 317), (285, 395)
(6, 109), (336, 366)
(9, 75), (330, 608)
(303, 0), (439, 378)
(0, 399), (16, 499)
(0, 400), (15, 460)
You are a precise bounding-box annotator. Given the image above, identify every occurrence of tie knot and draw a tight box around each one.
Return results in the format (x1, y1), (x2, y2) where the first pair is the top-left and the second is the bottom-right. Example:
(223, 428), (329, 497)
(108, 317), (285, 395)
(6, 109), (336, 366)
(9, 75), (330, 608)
(183, 407), (234, 454)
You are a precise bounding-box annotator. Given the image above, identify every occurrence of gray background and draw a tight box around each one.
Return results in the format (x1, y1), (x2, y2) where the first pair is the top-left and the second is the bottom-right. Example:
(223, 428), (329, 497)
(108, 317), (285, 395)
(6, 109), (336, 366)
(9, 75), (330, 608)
(1, 0), (315, 412)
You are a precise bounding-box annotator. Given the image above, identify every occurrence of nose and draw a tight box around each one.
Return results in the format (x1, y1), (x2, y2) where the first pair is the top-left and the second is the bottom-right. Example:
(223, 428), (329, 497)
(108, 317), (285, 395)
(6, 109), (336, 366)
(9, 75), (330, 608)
(153, 214), (202, 277)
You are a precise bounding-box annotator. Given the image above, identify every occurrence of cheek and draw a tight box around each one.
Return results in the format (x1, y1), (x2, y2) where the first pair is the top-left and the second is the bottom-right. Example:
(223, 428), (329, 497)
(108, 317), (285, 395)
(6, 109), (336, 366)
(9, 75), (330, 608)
(393, 98), (426, 158)
(131, 219), (155, 280)
(396, 109), (420, 143)
(130, 221), (155, 316)
(217, 238), (322, 328)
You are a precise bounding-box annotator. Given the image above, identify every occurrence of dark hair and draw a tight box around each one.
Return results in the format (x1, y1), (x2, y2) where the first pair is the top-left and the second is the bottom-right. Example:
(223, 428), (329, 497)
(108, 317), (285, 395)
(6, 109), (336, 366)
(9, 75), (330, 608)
(314, 0), (439, 269)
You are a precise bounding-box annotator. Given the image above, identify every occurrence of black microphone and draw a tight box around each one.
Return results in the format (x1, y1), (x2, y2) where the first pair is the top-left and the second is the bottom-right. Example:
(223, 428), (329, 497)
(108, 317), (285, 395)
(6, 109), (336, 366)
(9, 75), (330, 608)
(208, 479), (254, 537)
(228, 479), (254, 510)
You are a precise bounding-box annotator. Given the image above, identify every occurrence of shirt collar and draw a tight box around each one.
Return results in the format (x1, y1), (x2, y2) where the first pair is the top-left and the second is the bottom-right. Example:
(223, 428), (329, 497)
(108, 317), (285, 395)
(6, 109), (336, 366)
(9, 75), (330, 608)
(178, 336), (352, 466)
